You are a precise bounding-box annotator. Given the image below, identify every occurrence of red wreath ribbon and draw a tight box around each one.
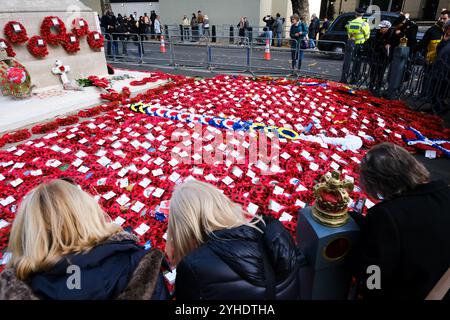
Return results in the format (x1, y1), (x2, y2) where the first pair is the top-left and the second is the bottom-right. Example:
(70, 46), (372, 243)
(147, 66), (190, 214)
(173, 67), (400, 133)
(3, 21), (28, 44)
(40, 16), (67, 46)
(72, 18), (89, 37)
(87, 31), (104, 50)
(26, 35), (49, 58)
(61, 32), (80, 54)
(0, 38), (15, 57)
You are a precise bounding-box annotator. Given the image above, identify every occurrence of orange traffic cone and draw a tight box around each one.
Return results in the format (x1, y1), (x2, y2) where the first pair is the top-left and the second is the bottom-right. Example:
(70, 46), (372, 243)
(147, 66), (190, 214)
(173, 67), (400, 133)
(264, 38), (271, 60)
(160, 35), (166, 53)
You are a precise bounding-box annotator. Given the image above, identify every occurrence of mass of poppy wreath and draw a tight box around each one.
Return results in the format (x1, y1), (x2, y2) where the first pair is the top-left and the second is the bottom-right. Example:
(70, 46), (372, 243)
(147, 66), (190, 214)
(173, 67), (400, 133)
(0, 72), (449, 270)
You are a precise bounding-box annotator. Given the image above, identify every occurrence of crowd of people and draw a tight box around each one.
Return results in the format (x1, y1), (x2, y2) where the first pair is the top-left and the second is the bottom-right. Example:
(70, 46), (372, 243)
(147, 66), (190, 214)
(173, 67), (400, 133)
(361, 9), (449, 115)
(181, 10), (210, 41)
(248, 12), (330, 49)
(99, 10), (162, 57)
(0, 142), (449, 300)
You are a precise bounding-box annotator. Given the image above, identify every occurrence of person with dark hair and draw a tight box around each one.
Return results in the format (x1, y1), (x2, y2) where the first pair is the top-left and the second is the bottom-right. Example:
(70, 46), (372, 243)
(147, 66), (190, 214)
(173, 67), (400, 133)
(390, 14), (418, 52)
(102, 10), (117, 57)
(420, 9), (449, 63)
(352, 142), (450, 300)
(115, 14), (131, 56)
(431, 20), (450, 115)
(263, 14), (275, 45)
(191, 13), (198, 42)
(150, 10), (157, 38)
(308, 13), (320, 49)
(237, 16), (249, 45)
(420, 10), (449, 114)
(129, 16), (143, 57)
(273, 13), (285, 47)
(143, 13), (151, 40)
(319, 17), (330, 39)
(197, 10), (204, 37)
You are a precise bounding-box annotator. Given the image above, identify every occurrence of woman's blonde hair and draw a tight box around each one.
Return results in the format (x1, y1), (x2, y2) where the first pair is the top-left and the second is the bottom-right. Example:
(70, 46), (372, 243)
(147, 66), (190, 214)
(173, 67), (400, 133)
(7, 179), (122, 280)
(165, 180), (263, 265)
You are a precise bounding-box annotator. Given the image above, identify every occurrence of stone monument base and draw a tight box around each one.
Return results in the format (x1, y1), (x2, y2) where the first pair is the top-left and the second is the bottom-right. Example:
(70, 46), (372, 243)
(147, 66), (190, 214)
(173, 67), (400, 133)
(0, 69), (168, 133)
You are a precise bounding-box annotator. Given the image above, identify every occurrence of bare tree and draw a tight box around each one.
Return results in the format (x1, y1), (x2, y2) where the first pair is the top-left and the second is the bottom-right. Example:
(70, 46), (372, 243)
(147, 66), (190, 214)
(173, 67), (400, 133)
(291, 0), (310, 20)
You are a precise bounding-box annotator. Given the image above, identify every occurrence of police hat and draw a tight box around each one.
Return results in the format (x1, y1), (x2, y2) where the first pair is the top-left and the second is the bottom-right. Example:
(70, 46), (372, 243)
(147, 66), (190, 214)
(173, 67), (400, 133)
(355, 7), (366, 14)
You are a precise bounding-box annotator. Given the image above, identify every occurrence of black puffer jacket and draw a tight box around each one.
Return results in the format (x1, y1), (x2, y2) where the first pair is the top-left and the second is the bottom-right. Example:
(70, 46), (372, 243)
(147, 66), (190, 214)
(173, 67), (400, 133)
(175, 216), (305, 300)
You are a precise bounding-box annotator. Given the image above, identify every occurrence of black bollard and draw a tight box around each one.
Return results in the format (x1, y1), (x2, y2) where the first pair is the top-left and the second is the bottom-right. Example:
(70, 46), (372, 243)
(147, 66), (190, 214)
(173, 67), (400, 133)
(247, 26), (253, 43)
(229, 25), (233, 44)
(179, 24), (183, 41)
(212, 25), (216, 43)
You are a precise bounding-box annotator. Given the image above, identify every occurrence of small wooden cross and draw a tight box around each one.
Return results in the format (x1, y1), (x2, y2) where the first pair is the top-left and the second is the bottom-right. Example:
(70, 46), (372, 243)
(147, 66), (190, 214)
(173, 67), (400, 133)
(52, 60), (71, 84)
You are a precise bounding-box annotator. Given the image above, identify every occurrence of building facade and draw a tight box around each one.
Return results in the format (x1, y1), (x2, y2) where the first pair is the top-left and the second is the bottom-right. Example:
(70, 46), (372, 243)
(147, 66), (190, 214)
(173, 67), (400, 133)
(81, 0), (448, 23)
(324, 0), (449, 20)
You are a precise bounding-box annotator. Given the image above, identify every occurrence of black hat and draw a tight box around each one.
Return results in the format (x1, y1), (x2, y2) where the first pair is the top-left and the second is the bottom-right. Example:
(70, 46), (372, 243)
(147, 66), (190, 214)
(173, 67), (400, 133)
(393, 14), (407, 26)
(355, 7), (366, 14)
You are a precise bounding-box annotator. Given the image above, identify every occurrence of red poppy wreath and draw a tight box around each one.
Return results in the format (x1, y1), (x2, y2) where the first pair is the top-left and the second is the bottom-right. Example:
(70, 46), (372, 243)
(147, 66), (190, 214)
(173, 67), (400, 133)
(72, 18), (89, 37)
(27, 35), (49, 58)
(87, 31), (104, 50)
(61, 32), (80, 53)
(40, 16), (67, 46)
(0, 38), (16, 57)
(3, 21), (28, 44)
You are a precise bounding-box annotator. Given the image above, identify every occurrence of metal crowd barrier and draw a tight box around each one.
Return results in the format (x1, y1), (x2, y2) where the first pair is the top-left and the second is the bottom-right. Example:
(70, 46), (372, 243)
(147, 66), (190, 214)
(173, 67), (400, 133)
(170, 35), (209, 68)
(207, 36), (251, 72)
(339, 38), (449, 112)
(104, 33), (347, 79)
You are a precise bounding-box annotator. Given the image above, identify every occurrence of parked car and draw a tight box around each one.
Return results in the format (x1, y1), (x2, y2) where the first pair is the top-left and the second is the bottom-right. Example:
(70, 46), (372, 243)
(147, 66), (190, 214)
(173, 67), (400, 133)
(318, 12), (424, 54)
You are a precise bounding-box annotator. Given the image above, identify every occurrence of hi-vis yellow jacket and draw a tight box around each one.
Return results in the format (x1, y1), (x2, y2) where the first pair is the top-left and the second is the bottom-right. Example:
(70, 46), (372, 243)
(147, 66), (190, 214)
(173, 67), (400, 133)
(346, 17), (370, 44)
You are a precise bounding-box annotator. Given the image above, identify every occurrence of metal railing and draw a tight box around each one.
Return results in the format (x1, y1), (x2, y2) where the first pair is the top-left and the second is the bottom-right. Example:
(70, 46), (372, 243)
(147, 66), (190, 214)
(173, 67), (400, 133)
(340, 38), (450, 113)
(104, 34), (346, 79)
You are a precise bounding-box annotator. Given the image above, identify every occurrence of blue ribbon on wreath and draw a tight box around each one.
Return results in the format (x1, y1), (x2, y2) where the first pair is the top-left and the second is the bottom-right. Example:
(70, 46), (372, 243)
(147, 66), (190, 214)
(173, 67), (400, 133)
(403, 127), (450, 157)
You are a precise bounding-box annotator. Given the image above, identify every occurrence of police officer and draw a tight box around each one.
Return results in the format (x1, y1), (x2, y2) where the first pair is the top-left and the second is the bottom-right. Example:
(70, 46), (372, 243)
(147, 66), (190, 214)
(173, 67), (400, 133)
(346, 7), (370, 83)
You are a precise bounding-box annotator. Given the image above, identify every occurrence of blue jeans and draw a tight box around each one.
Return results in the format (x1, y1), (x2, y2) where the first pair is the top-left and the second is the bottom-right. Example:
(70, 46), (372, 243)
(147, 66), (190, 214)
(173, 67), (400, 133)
(112, 40), (119, 56)
(276, 32), (282, 47)
(183, 27), (190, 41)
(309, 38), (315, 48)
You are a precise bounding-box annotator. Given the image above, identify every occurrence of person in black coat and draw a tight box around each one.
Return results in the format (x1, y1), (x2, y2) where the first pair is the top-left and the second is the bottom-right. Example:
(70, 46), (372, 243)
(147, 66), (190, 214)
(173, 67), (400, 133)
(166, 180), (305, 300)
(352, 142), (450, 300)
(0, 179), (169, 300)
(308, 14), (320, 49)
(367, 20), (395, 93)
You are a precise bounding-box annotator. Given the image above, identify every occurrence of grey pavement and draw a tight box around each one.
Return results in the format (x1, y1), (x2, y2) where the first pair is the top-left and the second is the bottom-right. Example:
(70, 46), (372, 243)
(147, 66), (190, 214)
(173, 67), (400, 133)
(106, 39), (344, 80)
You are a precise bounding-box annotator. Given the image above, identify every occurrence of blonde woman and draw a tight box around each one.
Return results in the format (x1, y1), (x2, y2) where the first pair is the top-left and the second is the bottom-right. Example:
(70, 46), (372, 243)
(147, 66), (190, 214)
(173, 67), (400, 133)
(166, 180), (305, 300)
(0, 179), (169, 300)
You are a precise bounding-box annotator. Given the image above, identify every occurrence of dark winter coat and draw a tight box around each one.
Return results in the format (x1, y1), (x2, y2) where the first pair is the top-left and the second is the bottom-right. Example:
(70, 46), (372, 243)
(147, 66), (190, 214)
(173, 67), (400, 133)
(308, 17), (320, 39)
(352, 180), (450, 300)
(290, 22), (308, 48)
(0, 232), (169, 300)
(175, 216), (306, 300)
(263, 16), (275, 30)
